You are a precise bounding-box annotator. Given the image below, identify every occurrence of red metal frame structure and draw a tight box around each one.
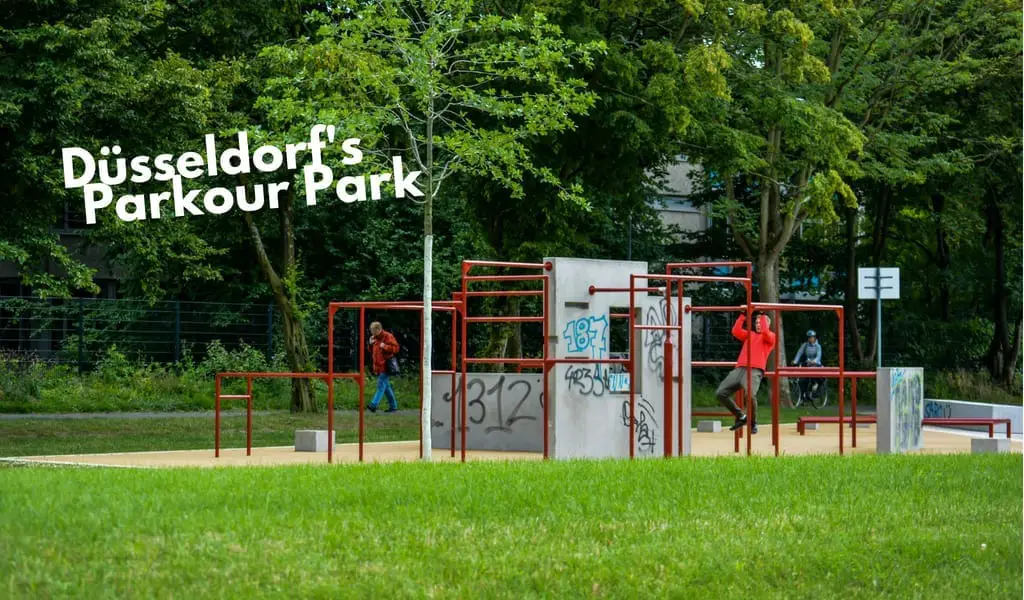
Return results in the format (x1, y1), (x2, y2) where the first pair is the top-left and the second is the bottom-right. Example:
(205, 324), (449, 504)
(327, 300), (460, 463)
(459, 260), (552, 462)
(667, 262), (753, 455)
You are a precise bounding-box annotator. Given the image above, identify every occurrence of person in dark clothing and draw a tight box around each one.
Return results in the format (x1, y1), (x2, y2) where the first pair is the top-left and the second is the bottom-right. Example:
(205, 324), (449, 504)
(714, 308), (777, 434)
(793, 329), (824, 402)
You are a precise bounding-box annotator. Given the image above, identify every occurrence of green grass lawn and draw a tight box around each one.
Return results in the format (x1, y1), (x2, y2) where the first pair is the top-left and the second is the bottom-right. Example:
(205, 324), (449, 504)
(0, 405), (861, 458)
(0, 454), (1019, 598)
(0, 411), (421, 457)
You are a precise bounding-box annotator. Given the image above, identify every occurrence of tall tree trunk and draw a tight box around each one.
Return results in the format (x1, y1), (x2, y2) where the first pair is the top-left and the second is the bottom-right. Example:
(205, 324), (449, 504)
(843, 205), (864, 362)
(244, 187), (315, 413)
(984, 194), (1014, 387)
(756, 253), (793, 408)
(422, 107), (435, 460)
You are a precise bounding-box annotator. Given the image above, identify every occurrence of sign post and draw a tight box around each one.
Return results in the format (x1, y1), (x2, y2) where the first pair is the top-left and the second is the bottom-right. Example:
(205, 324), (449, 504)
(857, 267), (900, 368)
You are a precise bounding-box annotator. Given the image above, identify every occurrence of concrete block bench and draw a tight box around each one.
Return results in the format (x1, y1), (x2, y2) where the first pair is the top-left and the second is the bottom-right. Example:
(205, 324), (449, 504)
(295, 430), (335, 452)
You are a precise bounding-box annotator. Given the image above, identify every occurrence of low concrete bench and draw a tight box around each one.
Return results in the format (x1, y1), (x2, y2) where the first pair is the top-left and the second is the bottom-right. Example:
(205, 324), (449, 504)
(295, 430), (335, 452)
(796, 416), (1011, 438)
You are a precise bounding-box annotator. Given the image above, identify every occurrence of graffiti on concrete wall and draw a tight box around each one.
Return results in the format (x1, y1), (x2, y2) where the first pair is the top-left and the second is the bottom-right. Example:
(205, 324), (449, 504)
(563, 315), (609, 376)
(621, 397), (658, 455)
(891, 368), (924, 451)
(432, 374), (544, 436)
(643, 298), (676, 381)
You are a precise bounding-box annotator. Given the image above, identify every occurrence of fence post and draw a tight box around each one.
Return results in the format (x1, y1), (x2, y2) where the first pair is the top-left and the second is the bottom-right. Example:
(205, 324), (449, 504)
(77, 298), (85, 374)
(174, 301), (182, 363)
(266, 303), (274, 360)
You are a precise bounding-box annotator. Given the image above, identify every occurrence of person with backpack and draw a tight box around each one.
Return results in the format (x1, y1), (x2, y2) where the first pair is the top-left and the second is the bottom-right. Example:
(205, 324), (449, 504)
(367, 321), (400, 413)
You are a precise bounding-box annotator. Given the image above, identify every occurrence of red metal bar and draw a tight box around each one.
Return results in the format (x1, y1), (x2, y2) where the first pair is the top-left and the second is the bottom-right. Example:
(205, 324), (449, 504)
(463, 260), (550, 271)
(464, 290), (544, 297)
(632, 274), (752, 284)
(246, 376), (253, 457)
(734, 389), (742, 452)
(358, 307), (365, 462)
(677, 281), (684, 457)
(330, 301), (458, 310)
(543, 274), (550, 460)
(450, 308), (457, 458)
(772, 310), (780, 456)
(664, 278), (674, 459)
(214, 374), (221, 458)
(218, 394), (251, 400)
(611, 313), (630, 319)
(590, 286), (664, 294)
(466, 358), (544, 365)
(628, 274), (636, 459)
(460, 267), (468, 463)
(752, 302), (845, 312)
(746, 303), (753, 456)
(464, 316), (544, 323)
(667, 261), (752, 273)
(328, 307), (335, 464)
(464, 275), (548, 282)
(838, 307), (845, 456)
(693, 411), (736, 417)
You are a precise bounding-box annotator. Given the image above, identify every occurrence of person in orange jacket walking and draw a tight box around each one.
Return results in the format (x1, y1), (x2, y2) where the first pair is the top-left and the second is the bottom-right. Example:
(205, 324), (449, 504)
(367, 321), (401, 413)
(715, 307), (776, 434)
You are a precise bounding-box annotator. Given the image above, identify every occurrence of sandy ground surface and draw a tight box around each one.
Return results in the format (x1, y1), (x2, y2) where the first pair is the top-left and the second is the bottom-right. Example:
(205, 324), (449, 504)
(4, 423), (1020, 469)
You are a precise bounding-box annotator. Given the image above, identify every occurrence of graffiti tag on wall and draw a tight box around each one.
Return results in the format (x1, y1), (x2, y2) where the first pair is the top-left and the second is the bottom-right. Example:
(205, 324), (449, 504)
(891, 368), (923, 451)
(563, 315), (609, 376)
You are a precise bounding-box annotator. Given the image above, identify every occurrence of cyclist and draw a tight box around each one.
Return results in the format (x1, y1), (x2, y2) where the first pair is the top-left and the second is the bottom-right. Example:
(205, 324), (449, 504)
(792, 330), (823, 402)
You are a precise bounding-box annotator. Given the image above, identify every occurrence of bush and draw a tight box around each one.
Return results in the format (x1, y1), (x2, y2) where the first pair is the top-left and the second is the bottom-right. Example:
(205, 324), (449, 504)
(927, 370), (1022, 405)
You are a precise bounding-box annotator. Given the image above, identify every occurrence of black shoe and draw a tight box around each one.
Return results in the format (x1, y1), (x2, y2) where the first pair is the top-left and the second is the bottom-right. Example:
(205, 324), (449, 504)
(367, 405), (378, 413)
(729, 414), (747, 431)
(384, 407), (398, 413)
(752, 423), (759, 434)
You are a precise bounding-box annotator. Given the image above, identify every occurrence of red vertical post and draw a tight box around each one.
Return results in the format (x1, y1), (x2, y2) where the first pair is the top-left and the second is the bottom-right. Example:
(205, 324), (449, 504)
(749, 298), (757, 452)
(246, 376), (253, 456)
(460, 265), (469, 463)
(851, 376), (858, 448)
(419, 310), (425, 460)
(677, 279), (685, 457)
(628, 273), (636, 459)
(450, 304), (457, 458)
(214, 374), (221, 457)
(838, 307), (845, 456)
(358, 307), (366, 462)
(542, 274), (550, 460)
(327, 307), (335, 464)
(772, 310), (780, 456)
(664, 339), (673, 458)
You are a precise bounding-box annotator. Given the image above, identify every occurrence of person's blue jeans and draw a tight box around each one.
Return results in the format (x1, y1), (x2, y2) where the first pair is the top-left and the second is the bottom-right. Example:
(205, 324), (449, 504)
(369, 372), (398, 411)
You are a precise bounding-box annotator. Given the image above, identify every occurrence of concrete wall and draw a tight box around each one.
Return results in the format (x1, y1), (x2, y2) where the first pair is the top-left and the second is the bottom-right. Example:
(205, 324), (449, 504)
(543, 257), (692, 459)
(924, 399), (1023, 434)
(430, 373), (544, 452)
(877, 367), (925, 454)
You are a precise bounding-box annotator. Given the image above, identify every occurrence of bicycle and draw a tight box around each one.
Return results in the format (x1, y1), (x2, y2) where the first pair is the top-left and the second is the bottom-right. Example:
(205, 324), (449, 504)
(789, 363), (829, 409)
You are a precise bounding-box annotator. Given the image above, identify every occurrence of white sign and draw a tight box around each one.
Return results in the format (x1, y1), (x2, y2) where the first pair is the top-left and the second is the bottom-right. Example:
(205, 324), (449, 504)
(857, 267), (900, 300)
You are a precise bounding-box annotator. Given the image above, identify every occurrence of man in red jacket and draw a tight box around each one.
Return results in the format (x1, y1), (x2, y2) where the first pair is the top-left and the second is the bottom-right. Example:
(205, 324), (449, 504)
(367, 321), (401, 413)
(715, 307), (776, 434)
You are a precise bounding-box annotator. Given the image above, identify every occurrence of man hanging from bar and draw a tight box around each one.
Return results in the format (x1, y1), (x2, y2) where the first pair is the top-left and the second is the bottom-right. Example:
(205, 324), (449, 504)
(714, 307), (776, 434)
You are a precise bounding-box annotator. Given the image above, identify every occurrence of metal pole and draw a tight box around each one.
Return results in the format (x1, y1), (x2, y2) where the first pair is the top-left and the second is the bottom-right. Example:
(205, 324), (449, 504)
(876, 265), (882, 369)
(328, 307), (335, 464)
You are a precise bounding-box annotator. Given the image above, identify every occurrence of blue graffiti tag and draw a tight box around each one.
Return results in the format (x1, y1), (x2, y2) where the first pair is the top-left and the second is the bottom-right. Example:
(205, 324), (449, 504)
(563, 315), (609, 376)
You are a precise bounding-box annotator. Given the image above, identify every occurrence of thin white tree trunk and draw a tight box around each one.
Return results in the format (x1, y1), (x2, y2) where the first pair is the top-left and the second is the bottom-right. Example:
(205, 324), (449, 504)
(421, 234), (433, 460)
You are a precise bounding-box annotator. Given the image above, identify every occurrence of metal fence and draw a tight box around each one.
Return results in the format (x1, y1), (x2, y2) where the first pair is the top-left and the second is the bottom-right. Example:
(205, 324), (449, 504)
(0, 296), (273, 372)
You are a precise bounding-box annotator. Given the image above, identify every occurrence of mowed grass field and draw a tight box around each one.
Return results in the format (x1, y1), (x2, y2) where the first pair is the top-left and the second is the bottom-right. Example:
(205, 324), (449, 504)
(0, 405), (845, 458)
(0, 454), (1020, 599)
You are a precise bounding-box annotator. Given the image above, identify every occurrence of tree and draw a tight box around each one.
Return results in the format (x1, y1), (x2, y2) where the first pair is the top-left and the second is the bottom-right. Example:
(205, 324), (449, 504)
(290, 0), (600, 455)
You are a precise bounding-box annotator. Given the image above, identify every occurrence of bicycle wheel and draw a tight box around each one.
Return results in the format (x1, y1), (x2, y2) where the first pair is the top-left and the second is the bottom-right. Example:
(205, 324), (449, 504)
(789, 379), (803, 408)
(810, 380), (828, 409)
